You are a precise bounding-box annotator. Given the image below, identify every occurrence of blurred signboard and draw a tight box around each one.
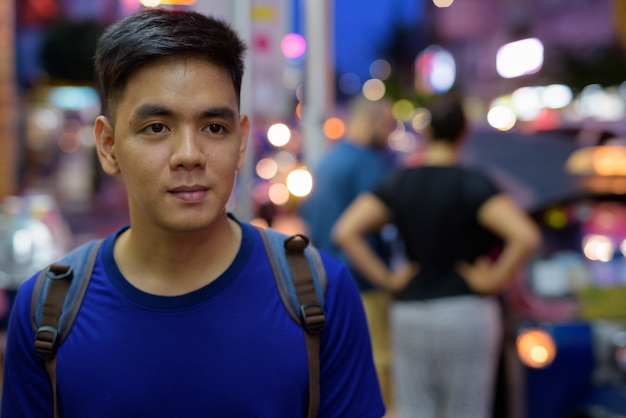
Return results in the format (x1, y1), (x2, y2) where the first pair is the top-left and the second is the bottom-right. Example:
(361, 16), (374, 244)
(194, 0), (290, 118)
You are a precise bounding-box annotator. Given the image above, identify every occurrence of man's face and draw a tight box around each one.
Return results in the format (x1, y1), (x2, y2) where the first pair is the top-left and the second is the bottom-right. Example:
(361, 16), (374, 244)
(94, 57), (249, 233)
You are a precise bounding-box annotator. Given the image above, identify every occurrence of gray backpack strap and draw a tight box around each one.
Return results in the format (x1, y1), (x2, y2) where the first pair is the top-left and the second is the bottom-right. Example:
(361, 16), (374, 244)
(258, 227), (326, 418)
(30, 239), (102, 418)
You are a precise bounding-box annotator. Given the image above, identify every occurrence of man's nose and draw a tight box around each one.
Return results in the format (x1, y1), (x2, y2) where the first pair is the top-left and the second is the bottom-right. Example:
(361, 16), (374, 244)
(170, 129), (207, 169)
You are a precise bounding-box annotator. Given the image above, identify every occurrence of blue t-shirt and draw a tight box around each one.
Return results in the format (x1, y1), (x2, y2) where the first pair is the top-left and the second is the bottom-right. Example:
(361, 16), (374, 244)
(1, 220), (385, 417)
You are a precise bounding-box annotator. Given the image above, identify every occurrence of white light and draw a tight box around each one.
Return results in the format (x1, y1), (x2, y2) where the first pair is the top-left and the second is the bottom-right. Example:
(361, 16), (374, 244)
(541, 84), (573, 109)
(583, 234), (614, 262)
(576, 85), (626, 121)
(362, 79), (386, 101)
(267, 123), (291, 147)
(286, 169), (313, 197)
(496, 38), (544, 79)
(512, 87), (542, 121)
(431, 50), (456, 93)
(487, 105), (517, 131)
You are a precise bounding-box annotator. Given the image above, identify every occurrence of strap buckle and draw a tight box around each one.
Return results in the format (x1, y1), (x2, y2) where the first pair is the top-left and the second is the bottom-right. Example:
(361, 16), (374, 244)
(35, 326), (59, 360)
(300, 302), (325, 335)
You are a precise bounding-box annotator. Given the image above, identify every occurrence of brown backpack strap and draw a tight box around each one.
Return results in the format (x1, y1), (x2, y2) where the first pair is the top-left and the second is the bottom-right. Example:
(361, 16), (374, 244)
(34, 264), (73, 418)
(30, 239), (102, 418)
(284, 234), (325, 418)
(258, 228), (326, 418)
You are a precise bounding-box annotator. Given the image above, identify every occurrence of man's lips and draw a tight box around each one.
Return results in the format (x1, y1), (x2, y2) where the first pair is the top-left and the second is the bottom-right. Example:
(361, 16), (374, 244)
(169, 185), (208, 202)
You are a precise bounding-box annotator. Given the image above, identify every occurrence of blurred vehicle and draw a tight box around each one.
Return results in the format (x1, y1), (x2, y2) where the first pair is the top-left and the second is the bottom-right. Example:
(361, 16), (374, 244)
(463, 128), (626, 418)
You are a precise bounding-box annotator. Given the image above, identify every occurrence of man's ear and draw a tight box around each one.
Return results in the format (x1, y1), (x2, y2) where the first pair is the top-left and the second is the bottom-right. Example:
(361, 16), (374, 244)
(94, 115), (120, 176)
(236, 114), (250, 171)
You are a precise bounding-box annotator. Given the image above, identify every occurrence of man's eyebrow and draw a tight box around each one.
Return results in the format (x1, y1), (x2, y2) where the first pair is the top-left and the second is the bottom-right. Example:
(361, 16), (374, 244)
(199, 106), (238, 120)
(130, 104), (238, 122)
(131, 103), (174, 121)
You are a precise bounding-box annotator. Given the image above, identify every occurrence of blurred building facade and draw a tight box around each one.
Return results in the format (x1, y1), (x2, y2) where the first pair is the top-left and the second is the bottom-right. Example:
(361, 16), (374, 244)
(429, 0), (623, 101)
(2, 0), (625, 231)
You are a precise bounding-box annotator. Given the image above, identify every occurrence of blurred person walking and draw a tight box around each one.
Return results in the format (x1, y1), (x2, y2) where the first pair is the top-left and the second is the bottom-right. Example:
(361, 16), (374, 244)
(333, 96), (541, 418)
(1, 8), (386, 418)
(299, 96), (398, 407)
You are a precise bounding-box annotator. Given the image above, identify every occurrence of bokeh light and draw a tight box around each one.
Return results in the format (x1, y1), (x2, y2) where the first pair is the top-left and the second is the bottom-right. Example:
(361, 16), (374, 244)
(255, 158), (278, 180)
(282, 67), (302, 90)
(544, 207), (568, 229)
(591, 146), (626, 176)
(517, 328), (557, 368)
(139, 0), (196, 5)
(582, 234), (614, 262)
(388, 129), (419, 154)
(281, 33), (306, 59)
(267, 123), (291, 147)
(274, 150), (298, 172)
(576, 84), (626, 121)
(496, 38), (544, 79)
(295, 102), (303, 119)
(268, 183), (290, 206)
(542, 84), (573, 109)
(414, 45), (456, 94)
(392, 100), (415, 121)
(411, 107), (431, 132)
(487, 102), (517, 131)
(338, 73), (361, 96)
(286, 168), (313, 197)
(512, 87), (542, 121)
(323, 117), (345, 140)
(369, 59), (392, 80)
(362, 79), (386, 101)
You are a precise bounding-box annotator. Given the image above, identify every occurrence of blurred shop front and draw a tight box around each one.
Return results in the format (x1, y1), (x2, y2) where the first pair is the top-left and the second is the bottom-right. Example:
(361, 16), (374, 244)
(0, 1), (127, 332)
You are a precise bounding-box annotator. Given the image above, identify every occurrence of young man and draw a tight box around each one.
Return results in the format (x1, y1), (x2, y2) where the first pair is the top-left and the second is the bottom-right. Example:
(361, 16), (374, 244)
(1, 8), (385, 417)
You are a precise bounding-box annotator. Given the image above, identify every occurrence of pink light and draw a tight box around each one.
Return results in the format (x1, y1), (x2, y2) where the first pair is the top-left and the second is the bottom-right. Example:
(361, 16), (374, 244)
(281, 34), (306, 59)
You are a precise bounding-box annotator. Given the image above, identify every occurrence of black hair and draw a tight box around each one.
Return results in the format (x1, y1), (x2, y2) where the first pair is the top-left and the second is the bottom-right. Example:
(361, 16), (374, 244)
(94, 8), (247, 117)
(427, 96), (467, 144)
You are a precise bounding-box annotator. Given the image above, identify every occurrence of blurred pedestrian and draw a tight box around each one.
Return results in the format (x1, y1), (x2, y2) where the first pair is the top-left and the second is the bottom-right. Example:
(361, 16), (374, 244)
(333, 96), (541, 418)
(299, 96), (397, 407)
(1, 8), (385, 418)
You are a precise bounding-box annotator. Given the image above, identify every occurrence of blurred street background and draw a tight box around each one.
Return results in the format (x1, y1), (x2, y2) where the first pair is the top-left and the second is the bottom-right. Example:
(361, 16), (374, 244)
(1, 1), (626, 417)
(2, 0), (625, 244)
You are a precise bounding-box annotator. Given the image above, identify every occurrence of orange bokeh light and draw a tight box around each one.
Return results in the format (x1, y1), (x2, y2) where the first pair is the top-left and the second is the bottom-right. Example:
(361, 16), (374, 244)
(323, 117), (345, 140)
(516, 328), (557, 368)
(592, 146), (626, 176)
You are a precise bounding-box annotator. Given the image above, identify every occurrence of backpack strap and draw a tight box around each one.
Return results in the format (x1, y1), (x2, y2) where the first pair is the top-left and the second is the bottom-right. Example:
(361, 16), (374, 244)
(30, 239), (102, 418)
(258, 227), (327, 418)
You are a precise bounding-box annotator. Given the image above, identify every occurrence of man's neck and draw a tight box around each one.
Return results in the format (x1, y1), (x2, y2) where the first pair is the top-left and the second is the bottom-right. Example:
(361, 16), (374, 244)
(113, 214), (242, 295)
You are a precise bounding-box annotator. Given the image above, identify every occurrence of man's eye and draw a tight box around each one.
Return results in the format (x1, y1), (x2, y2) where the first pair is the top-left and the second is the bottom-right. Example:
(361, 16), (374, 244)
(207, 124), (225, 134)
(149, 123), (166, 133)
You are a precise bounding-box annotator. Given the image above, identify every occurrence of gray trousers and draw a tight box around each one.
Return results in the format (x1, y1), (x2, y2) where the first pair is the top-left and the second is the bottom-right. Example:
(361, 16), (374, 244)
(391, 295), (503, 418)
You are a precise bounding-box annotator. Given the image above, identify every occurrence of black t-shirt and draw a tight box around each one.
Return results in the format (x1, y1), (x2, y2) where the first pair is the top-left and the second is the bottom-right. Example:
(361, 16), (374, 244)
(372, 165), (502, 301)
